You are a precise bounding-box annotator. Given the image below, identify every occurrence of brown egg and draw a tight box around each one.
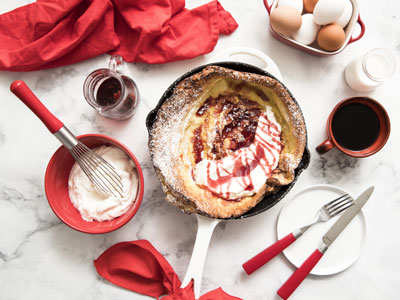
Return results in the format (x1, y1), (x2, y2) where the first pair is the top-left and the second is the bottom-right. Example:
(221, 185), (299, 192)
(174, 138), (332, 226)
(270, 6), (302, 37)
(317, 24), (346, 51)
(303, 0), (319, 13)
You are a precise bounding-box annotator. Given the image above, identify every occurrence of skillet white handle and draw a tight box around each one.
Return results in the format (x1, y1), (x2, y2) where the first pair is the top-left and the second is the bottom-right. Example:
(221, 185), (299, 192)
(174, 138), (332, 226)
(212, 46), (283, 81)
(181, 215), (220, 298)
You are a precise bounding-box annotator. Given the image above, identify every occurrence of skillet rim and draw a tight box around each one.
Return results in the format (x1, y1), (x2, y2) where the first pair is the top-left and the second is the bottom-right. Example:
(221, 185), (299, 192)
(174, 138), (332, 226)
(146, 61), (311, 220)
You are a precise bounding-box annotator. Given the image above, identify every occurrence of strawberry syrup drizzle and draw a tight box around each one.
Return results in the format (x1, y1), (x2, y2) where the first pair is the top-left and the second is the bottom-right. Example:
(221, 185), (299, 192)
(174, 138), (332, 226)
(201, 113), (281, 200)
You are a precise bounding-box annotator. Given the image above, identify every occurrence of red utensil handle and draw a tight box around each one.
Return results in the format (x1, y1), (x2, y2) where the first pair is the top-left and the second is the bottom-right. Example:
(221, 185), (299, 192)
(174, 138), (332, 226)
(243, 233), (296, 275)
(277, 249), (324, 299)
(348, 15), (365, 44)
(10, 80), (63, 134)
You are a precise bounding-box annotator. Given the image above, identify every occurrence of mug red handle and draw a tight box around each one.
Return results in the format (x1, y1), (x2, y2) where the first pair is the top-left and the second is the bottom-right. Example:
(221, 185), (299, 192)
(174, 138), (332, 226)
(316, 139), (334, 154)
(263, 0), (273, 15)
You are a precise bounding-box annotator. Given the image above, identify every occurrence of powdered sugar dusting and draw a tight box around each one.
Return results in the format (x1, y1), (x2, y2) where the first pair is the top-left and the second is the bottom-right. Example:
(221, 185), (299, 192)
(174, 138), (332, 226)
(148, 65), (307, 216)
(148, 74), (206, 196)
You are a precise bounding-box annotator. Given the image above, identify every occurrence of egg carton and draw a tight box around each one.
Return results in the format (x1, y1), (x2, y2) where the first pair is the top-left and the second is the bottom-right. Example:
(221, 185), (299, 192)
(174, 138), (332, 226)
(265, 0), (365, 56)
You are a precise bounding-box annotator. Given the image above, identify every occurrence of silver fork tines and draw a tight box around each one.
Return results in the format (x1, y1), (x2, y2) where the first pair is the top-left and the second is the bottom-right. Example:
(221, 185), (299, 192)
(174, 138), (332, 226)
(70, 143), (124, 198)
(297, 193), (354, 234)
(325, 194), (354, 217)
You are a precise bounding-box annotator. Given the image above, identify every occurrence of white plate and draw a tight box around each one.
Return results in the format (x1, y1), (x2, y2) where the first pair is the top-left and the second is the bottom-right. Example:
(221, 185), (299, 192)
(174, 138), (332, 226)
(211, 46), (283, 81)
(277, 184), (367, 275)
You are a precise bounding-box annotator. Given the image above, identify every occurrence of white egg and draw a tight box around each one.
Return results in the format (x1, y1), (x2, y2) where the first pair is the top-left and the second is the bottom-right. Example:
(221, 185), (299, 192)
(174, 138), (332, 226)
(313, 0), (346, 25)
(335, 0), (353, 28)
(278, 0), (303, 14)
(293, 14), (320, 45)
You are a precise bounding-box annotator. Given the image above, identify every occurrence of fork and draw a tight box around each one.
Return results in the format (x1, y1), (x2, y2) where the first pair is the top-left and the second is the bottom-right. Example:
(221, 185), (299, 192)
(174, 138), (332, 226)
(242, 193), (354, 275)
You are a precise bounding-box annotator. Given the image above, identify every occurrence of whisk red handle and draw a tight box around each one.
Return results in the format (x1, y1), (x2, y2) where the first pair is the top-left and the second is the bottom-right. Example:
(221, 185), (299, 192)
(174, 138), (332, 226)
(10, 80), (63, 134)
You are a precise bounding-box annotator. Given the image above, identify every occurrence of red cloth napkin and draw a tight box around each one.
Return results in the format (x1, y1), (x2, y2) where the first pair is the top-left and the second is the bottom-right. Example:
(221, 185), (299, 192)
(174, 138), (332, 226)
(94, 240), (243, 300)
(0, 0), (237, 71)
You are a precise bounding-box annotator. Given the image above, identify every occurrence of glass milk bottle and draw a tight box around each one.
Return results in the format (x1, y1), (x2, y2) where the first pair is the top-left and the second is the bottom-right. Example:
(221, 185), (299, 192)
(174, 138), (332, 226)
(344, 48), (396, 92)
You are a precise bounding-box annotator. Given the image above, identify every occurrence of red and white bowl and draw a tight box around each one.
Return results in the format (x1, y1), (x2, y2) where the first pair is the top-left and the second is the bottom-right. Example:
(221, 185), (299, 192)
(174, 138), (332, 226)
(45, 134), (144, 234)
(264, 0), (365, 56)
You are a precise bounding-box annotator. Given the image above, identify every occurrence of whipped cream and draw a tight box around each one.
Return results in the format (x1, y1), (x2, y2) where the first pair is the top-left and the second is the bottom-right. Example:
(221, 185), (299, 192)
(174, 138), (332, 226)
(194, 106), (281, 199)
(68, 145), (138, 222)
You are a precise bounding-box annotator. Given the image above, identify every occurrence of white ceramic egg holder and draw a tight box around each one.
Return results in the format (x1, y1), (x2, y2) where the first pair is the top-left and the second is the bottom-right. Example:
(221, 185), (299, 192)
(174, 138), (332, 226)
(265, 0), (365, 56)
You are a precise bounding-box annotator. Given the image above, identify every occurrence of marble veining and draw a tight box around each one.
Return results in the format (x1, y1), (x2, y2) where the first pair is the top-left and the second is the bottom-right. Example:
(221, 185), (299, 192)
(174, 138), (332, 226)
(0, 130), (5, 146)
(310, 149), (360, 184)
(1, 0), (400, 299)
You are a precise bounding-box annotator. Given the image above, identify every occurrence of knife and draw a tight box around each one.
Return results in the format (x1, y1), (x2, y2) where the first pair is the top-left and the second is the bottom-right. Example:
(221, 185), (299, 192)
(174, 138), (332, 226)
(277, 186), (374, 300)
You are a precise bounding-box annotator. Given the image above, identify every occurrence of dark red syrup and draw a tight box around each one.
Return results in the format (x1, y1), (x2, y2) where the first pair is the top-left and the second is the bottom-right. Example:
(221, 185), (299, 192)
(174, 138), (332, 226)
(96, 76), (137, 112)
(96, 77), (121, 106)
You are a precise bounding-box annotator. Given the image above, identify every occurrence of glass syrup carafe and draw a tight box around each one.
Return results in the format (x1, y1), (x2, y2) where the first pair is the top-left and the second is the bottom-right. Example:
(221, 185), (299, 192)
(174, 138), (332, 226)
(83, 55), (139, 120)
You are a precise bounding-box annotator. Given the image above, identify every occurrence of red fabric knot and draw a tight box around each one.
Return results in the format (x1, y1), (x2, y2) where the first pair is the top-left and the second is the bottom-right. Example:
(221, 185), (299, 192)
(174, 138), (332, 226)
(94, 240), (180, 297)
(0, 0), (238, 71)
(94, 240), (243, 300)
(161, 280), (196, 300)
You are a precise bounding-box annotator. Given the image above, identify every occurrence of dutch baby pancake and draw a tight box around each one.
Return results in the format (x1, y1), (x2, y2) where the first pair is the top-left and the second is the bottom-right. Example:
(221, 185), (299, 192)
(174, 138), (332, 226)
(149, 66), (306, 219)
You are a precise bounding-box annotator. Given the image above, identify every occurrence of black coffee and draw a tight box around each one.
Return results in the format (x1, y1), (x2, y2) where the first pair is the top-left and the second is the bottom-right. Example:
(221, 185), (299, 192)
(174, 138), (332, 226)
(332, 103), (380, 151)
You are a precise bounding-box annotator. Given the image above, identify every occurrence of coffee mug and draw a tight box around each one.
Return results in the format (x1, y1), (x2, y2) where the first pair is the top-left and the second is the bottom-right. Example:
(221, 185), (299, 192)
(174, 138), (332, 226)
(316, 97), (390, 157)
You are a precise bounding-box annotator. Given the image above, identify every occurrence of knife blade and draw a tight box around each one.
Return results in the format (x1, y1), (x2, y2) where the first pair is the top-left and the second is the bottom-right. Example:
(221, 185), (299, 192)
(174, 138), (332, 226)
(322, 186), (373, 247)
(277, 186), (374, 300)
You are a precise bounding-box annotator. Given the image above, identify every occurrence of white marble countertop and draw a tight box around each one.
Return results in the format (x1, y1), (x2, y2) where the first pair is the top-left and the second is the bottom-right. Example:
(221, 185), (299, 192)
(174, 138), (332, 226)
(1, 0), (400, 299)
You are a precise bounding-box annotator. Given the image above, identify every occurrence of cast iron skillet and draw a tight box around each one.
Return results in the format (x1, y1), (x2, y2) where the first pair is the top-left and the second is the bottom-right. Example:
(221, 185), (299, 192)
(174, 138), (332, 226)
(146, 61), (311, 220)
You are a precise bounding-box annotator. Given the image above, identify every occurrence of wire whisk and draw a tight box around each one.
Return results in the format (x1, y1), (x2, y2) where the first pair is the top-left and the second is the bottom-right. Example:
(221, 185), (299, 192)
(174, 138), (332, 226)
(11, 80), (124, 197)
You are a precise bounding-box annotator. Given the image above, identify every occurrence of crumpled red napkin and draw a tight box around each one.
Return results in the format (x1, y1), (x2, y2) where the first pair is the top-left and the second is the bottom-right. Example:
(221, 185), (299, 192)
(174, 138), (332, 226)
(0, 0), (238, 71)
(94, 240), (242, 300)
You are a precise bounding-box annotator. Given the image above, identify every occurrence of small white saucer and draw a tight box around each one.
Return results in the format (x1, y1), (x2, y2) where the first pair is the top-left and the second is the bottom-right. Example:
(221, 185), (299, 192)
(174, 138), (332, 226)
(211, 46), (283, 81)
(277, 184), (367, 275)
